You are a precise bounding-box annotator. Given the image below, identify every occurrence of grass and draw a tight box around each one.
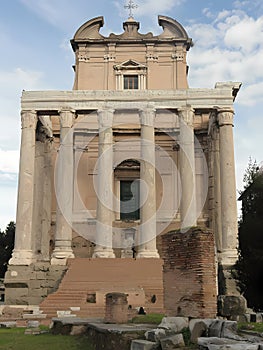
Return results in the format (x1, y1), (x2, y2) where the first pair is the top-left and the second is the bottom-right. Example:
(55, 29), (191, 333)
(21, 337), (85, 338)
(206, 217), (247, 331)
(0, 327), (94, 350)
(238, 322), (263, 333)
(130, 313), (165, 324)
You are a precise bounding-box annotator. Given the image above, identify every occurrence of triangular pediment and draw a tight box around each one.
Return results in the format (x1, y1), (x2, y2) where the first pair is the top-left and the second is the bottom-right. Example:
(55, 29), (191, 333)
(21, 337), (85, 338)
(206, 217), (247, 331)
(114, 59), (146, 70)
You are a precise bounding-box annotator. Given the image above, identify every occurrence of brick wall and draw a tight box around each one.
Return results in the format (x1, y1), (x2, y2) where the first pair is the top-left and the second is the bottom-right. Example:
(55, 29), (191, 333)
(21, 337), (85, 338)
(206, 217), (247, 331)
(162, 227), (217, 318)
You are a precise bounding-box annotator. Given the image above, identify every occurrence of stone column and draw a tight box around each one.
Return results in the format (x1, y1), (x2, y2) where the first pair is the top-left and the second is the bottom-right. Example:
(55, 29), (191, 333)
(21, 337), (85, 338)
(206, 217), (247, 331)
(9, 110), (38, 265)
(137, 108), (159, 258)
(93, 109), (115, 258)
(51, 110), (75, 265)
(41, 140), (53, 261)
(213, 126), (223, 253)
(178, 107), (197, 230)
(218, 108), (238, 264)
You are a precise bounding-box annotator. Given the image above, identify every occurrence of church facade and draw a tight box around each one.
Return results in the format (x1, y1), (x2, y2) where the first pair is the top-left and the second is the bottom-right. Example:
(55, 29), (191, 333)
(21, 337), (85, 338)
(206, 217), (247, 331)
(4, 15), (241, 315)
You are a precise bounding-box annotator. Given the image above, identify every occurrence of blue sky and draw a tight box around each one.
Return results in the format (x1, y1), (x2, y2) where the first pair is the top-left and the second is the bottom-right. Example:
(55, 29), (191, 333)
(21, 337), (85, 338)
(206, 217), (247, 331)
(0, 0), (263, 229)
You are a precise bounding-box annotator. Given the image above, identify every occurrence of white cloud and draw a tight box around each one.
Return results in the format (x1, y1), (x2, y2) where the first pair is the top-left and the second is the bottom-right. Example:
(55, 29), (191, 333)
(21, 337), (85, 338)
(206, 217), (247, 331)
(224, 16), (263, 53)
(187, 10), (263, 106)
(0, 149), (19, 174)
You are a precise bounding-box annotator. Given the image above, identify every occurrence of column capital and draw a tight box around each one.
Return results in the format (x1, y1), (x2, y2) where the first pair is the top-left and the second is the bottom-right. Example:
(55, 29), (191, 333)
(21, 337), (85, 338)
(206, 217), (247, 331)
(97, 109), (114, 128)
(139, 107), (156, 127)
(178, 107), (195, 127)
(217, 108), (234, 127)
(21, 110), (38, 129)
(59, 109), (75, 128)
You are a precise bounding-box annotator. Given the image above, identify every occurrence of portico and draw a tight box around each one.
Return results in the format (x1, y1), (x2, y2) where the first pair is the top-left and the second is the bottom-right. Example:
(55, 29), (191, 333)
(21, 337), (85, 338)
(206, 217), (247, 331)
(5, 14), (241, 309)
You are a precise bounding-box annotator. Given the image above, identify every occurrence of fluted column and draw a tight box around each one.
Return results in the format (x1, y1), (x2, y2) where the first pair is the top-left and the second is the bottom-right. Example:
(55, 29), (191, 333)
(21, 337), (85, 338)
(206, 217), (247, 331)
(137, 108), (159, 258)
(9, 110), (38, 265)
(51, 110), (75, 265)
(178, 107), (197, 230)
(93, 109), (115, 258)
(218, 108), (238, 264)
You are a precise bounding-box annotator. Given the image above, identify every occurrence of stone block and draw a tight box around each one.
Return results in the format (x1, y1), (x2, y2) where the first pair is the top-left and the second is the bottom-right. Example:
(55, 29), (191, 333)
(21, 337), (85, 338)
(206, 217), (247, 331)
(131, 339), (159, 350)
(24, 328), (41, 335)
(221, 321), (243, 341)
(189, 318), (214, 333)
(160, 334), (185, 349)
(70, 325), (87, 336)
(208, 320), (224, 338)
(145, 328), (171, 342)
(0, 322), (17, 328)
(208, 344), (259, 350)
(198, 337), (238, 347)
(27, 320), (40, 328)
(218, 295), (247, 318)
(190, 320), (208, 343)
(2, 306), (24, 318)
(158, 317), (188, 332)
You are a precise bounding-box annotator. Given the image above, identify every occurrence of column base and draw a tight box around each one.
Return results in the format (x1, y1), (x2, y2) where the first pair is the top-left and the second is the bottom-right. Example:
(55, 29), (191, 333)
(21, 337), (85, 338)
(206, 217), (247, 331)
(51, 250), (75, 265)
(218, 249), (238, 266)
(92, 248), (115, 258)
(136, 249), (160, 258)
(8, 249), (36, 266)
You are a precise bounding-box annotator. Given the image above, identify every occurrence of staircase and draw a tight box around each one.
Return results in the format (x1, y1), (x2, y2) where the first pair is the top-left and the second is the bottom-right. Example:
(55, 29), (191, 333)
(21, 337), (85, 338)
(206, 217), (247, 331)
(40, 258), (164, 319)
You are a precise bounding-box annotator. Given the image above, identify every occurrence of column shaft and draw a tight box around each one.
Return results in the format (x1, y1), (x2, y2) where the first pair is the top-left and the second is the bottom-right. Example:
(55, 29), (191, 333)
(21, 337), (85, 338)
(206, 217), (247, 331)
(178, 108), (197, 230)
(213, 127), (223, 252)
(137, 108), (159, 258)
(93, 109), (115, 258)
(9, 110), (38, 265)
(51, 110), (75, 264)
(218, 109), (238, 264)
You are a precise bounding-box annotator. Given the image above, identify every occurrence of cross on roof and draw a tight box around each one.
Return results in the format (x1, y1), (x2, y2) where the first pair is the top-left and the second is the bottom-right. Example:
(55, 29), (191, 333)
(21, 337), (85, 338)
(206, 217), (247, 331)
(124, 0), (138, 19)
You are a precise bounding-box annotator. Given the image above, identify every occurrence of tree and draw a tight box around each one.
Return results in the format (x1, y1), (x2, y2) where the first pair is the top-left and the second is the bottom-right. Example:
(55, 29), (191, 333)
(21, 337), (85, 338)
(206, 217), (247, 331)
(0, 221), (15, 278)
(235, 159), (263, 311)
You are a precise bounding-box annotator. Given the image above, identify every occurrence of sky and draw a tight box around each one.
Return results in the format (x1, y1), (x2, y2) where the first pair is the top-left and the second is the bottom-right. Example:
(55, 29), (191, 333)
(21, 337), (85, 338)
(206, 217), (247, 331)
(0, 0), (263, 230)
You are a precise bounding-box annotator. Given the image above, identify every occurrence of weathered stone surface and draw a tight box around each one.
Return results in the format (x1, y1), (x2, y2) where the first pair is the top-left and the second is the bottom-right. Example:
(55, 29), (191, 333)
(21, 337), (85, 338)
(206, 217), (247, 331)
(160, 334), (185, 349)
(218, 295), (247, 318)
(0, 322), (16, 328)
(208, 344), (259, 350)
(221, 321), (244, 341)
(208, 320), (225, 338)
(70, 325), (87, 335)
(190, 320), (208, 343)
(145, 328), (171, 342)
(131, 339), (159, 350)
(27, 320), (40, 328)
(2, 307), (24, 318)
(189, 318), (214, 333)
(198, 337), (239, 347)
(158, 317), (188, 332)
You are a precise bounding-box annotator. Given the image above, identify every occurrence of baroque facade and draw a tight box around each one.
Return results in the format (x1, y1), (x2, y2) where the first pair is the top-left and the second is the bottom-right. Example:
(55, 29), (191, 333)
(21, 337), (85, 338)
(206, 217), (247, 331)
(4, 15), (241, 313)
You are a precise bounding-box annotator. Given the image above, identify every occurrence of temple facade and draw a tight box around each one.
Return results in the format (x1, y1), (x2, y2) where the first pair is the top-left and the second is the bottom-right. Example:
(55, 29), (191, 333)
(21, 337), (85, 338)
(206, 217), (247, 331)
(4, 15), (241, 315)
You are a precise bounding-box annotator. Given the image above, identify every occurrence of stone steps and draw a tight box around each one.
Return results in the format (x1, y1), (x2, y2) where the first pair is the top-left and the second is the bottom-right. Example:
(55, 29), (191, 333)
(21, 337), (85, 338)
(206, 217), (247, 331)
(40, 258), (164, 319)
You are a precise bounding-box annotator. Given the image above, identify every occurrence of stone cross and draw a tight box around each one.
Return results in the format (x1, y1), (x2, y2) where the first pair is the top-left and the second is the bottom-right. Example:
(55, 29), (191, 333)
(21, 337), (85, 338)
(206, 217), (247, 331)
(124, 0), (138, 18)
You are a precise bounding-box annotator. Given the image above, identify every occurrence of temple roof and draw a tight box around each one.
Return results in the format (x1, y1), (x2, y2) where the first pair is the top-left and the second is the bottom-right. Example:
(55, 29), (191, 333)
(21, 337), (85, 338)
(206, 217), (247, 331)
(71, 15), (193, 50)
